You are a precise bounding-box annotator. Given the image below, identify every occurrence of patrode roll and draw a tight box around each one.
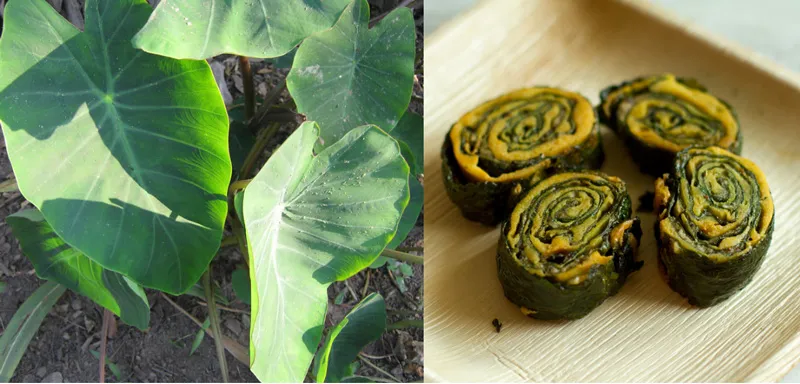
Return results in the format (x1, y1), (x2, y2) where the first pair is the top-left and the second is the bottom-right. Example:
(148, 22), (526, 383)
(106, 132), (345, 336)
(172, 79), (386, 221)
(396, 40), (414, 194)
(599, 74), (741, 176)
(442, 87), (603, 225)
(497, 171), (642, 320)
(654, 146), (774, 307)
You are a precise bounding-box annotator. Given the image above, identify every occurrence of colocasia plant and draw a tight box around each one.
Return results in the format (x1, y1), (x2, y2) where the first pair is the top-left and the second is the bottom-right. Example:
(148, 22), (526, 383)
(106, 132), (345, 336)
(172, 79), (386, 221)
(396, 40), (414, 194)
(0, 0), (422, 382)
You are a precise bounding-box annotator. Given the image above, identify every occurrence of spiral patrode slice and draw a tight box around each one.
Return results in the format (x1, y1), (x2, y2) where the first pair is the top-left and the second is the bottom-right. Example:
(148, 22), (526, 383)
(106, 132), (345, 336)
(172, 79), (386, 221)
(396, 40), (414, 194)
(497, 171), (642, 320)
(442, 87), (603, 225)
(654, 146), (774, 307)
(599, 74), (741, 176)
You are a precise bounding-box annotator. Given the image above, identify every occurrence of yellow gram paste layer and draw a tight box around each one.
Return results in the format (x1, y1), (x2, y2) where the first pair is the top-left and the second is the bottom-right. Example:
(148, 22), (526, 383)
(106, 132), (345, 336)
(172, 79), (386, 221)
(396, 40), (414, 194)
(506, 172), (622, 284)
(603, 74), (738, 153)
(657, 146), (773, 261)
(450, 87), (595, 182)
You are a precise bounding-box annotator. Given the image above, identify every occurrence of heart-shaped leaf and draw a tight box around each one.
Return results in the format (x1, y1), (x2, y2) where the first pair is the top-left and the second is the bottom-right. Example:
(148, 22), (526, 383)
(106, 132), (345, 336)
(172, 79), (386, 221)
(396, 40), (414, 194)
(314, 293), (386, 383)
(132, 0), (350, 59)
(287, 0), (415, 147)
(243, 122), (409, 382)
(0, 0), (231, 294)
(7, 209), (151, 330)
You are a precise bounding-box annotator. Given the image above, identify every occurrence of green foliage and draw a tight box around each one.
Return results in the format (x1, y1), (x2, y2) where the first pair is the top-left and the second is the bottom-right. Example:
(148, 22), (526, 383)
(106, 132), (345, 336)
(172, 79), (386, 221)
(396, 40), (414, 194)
(184, 282), (230, 306)
(390, 111), (424, 177)
(0, 281), (66, 382)
(90, 349), (124, 381)
(387, 260), (414, 293)
(133, 0), (350, 59)
(191, 318), (212, 356)
(243, 122), (409, 382)
(0, 0), (231, 294)
(0, 0), (420, 382)
(387, 175), (422, 250)
(314, 293), (387, 383)
(231, 269), (251, 305)
(287, 0), (416, 148)
(7, 209), (150, 330)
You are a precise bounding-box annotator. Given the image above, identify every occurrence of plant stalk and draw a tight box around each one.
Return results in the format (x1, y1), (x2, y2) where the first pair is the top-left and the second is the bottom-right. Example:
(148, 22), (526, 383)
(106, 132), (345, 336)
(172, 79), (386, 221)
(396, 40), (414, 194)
(387, 318), (423, 330)
(380, 248), (423, 264)
(248, 78), (287, 132)
(220, 235), (239, 248)
(99, 309), (112, 383)
(239, 122), (281, 179)
(239, 56), (255, 120)
(159, 293), (249, 365)
(229, 179), (252, 195)
(204, 270), (229, 383)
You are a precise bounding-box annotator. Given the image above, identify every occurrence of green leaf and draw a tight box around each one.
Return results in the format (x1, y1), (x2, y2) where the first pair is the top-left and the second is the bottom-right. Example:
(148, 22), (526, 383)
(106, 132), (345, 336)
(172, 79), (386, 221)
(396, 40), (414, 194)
(7, 209), (150, 330)
(227, 104), (256, 176)
(190, 318), (211, 356)
(334, 289), (347, 305)
(0, 281), (6, 294)
(315, 293), (387, 383)
(267, 48), (297, 69)
(287, 0), (416, 148)
(368, 257), (388, 269)
(229, 121), (255, 176)
(185, 282), (230, 306)
(234, 190), (245, 224)
(0, 281), (66, 382)
(0, 0), (231, 294)
(231, 268), (251, 305)
(389, 111), (423, 176)
(386, 175), (422, 249)
(132, 0), (350, 59)
(243, 122), (409, 382)
(315, 317), (348, 383)
(90, 349), (124, 381)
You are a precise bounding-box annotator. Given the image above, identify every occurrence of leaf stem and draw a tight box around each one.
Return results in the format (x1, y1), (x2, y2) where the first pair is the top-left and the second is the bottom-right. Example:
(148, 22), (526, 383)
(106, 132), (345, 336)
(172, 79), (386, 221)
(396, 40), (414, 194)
(248, 78), (287, 132)
(239, 56), (255, 120)
(394, 246), (423, 253)
(220, 235), (238, 248)
(159, 292), (250, 365)
(203, 270), (229, 382)
(380, 248), (423, 264)
(99, 309), (112, 383)
(228, 179), (252, 195)
(239, 122), (281, 179)
(387, 318), (423, 330)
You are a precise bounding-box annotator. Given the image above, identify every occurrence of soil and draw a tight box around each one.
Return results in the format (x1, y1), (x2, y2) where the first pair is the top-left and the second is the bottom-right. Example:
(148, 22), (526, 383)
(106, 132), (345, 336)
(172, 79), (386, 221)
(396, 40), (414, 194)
(0, 0), (424, 382)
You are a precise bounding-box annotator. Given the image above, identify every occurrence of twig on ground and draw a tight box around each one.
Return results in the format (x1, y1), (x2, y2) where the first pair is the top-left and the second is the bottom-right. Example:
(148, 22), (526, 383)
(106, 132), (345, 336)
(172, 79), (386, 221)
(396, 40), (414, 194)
(358, 355), (401, 382)
(204, 270), (230, 382)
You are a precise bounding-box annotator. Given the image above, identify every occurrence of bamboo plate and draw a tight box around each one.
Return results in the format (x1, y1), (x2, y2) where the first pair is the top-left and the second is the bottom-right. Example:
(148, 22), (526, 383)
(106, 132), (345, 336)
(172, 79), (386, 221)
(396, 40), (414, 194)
(423, 0), (800, 381)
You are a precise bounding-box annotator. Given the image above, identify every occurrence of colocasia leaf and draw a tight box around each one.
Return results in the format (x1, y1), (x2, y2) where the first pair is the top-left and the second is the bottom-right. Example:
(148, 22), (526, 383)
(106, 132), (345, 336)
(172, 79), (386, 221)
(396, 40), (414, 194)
(287, 0), (416, 148)
(243, 122), (408, 382)
(0, 0), (231, 294)
(7, 209), (151, 330)
(132, 0), (350, 60)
